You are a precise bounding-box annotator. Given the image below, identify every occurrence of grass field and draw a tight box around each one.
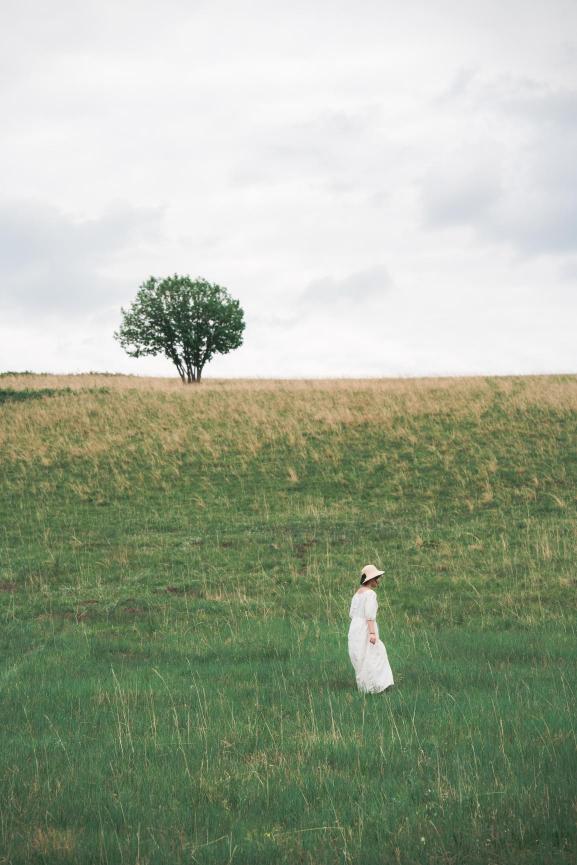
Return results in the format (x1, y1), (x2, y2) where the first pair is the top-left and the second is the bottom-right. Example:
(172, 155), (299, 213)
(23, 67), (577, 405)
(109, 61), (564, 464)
(1, 373), (576, 865)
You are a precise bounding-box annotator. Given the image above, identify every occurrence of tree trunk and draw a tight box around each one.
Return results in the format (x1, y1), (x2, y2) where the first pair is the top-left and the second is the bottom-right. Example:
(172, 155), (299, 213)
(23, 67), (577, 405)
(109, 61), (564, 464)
(186, 363), (202, 383)
(173, 359), (185, 383)
(181, 357), (196, 383)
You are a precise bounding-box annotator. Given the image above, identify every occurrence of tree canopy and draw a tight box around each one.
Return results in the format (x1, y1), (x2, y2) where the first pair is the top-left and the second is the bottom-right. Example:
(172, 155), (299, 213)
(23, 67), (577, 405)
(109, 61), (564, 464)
(114, 275), (245, 383)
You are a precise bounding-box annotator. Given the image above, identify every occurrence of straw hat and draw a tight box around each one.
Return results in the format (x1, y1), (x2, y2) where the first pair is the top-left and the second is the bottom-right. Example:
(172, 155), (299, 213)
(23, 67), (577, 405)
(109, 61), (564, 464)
(360, 564), (384, 584)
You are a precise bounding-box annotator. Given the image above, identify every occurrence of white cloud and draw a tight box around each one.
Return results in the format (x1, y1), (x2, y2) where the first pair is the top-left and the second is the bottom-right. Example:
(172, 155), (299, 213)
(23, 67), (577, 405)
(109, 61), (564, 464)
(1, 0), (577, 376)
(422, 72), (577, 255)
(422, 156), (503, 230)
(300, 266), (393, 309)
(0, 201), (164, 316)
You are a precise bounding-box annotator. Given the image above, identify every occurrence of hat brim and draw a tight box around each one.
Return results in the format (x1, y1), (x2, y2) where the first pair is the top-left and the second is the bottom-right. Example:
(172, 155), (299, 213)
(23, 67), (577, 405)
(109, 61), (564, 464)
(361, 570), (384, 584)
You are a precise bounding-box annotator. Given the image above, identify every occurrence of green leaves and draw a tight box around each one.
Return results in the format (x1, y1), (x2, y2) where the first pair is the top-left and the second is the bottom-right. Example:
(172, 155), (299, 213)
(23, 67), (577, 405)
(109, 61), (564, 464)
(114, 275), (245, 382)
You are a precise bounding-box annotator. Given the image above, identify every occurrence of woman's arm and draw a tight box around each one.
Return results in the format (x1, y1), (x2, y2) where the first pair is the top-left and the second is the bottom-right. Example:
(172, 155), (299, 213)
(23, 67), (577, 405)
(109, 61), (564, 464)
(365, 591), (378, 643)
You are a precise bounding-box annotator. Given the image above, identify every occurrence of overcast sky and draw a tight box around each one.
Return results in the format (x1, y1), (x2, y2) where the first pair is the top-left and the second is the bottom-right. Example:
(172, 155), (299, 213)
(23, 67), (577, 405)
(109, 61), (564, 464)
(1, 0), (576, 378)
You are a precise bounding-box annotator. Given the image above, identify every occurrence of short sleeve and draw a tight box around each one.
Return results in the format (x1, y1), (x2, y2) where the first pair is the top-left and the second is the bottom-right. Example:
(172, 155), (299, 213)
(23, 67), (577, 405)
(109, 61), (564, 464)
(364, 591), (378, 619)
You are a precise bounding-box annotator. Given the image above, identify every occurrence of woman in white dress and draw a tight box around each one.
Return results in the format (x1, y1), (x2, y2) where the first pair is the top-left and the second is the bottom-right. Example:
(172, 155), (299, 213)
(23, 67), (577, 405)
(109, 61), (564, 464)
(348, 564), (394, 693)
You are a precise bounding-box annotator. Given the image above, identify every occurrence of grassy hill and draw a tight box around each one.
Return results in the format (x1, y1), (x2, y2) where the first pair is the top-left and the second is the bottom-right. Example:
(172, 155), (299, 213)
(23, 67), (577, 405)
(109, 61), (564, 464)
(1, 374), (576, 864)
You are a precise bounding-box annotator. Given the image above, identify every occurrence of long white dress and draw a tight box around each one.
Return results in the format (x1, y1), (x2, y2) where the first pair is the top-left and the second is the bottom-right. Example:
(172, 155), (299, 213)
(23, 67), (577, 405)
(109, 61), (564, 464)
(348, 589), (394, 693)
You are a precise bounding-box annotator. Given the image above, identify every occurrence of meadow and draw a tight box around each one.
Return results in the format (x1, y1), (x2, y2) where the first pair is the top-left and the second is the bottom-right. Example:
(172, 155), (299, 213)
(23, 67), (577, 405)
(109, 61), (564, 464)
(1, 373), (576, 865)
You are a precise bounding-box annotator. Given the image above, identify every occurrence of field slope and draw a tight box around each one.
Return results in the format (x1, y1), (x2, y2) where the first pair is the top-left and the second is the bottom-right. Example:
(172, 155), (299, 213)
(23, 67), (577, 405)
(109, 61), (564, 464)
(1, 373), (576, 865)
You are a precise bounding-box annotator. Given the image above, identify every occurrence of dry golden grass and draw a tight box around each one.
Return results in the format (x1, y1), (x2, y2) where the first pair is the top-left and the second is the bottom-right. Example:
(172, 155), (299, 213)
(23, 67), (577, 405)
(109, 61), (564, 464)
(2, 370), (576, 402)
(30, 826), (79, 855)
(0, 372), (575, 505)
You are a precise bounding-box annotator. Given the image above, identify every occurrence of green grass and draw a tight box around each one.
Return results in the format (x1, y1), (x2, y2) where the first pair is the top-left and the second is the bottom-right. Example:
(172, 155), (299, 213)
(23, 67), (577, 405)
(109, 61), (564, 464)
(1, 375), (576, 864)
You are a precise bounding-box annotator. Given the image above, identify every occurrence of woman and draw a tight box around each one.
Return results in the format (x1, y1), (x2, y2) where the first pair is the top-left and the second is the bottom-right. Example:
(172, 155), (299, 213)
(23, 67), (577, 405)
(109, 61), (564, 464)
(348, 564), (394, 693)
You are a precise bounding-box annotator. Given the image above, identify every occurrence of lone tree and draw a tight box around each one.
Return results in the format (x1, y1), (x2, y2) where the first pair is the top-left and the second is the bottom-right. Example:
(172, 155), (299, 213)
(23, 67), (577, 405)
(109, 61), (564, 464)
(114, 275), (245, 383)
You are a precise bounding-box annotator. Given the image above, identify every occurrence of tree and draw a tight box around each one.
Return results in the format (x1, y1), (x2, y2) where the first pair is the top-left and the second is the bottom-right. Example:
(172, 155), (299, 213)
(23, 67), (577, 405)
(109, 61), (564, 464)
(114, 275), (245, 383)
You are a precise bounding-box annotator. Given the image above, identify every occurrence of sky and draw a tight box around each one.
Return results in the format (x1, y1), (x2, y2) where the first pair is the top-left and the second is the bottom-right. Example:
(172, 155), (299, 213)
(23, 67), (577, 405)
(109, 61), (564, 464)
(1, 0), (576, 378)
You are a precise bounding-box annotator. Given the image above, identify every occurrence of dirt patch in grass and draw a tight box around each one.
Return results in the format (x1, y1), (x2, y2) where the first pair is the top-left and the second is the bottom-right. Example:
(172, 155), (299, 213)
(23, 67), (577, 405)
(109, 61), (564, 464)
(161, 585), (202, 596)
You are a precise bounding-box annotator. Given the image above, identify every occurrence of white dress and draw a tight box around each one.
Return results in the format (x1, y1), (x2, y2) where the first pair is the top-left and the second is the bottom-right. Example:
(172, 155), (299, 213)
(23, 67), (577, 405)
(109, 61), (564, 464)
(348, 589), (394, 693)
